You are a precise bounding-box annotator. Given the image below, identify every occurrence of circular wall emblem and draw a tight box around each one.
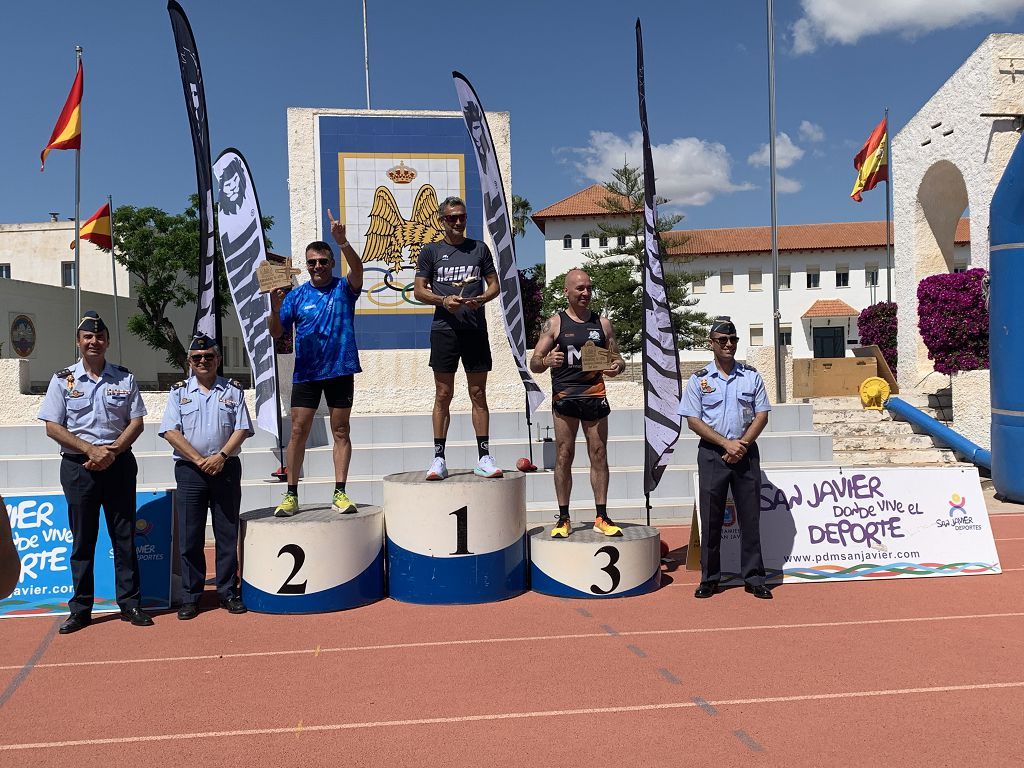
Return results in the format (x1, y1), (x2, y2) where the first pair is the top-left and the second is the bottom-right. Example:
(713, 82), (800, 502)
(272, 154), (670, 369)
(10, 314), (35, 358)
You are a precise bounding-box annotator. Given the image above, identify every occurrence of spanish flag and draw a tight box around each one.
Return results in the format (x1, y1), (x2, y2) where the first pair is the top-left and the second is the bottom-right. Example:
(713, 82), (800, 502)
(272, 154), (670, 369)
(850, 117), (888, 202)
(74, 203), (111, 250)
(40, 61), (83, 171)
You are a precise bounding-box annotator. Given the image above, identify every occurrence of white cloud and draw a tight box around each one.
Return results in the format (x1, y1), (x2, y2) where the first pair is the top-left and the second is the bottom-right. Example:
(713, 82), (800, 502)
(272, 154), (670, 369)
(777, 174), (803, 194)
(563, 131), (753, 207)
(799, 120), (825, 143)
(791, 0), (1024, 54)
(747, 132), (804, 169)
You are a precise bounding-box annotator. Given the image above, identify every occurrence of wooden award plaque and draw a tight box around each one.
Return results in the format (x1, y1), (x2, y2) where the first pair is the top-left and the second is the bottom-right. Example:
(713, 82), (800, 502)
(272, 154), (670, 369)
(581, 341), (612, 372)
(257, 261), (301, 293)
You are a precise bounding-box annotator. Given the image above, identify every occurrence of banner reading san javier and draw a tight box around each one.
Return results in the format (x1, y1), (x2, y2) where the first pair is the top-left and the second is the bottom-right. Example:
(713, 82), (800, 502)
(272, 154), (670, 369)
(1, 491), (173, 617)
(691, 466), (1000, 583)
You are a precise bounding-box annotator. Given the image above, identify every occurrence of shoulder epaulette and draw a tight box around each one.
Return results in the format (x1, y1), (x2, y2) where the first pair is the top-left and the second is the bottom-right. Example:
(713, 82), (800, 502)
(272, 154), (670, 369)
(228, 378), (245, 390)
(741, 362), (757, 372)
(113, 364), (130, 373)
(55, 368), (72, 378)
(692, 368), (709, 378)
(170, 381), (186, 391)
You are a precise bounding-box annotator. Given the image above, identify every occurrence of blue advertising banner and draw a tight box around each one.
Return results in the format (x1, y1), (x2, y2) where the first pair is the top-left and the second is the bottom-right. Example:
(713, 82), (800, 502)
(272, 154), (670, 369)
(316, 114), (484, 350)
(1, 491), (173, 617)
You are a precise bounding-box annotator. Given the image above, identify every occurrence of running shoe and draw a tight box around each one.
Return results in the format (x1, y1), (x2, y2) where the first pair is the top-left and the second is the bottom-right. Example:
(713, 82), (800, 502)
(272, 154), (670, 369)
(274, 492), (299, 517)
(332, 489), (357, 514)
(474, 455), (503, 478)
(551, 516), (572, 538)
(593, 514), (623, 537)
(426, 456), (449, 481)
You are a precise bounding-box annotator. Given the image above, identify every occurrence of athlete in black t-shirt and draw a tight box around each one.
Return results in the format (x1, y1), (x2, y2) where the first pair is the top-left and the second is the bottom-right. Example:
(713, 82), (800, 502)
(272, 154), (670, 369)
(531, 268), (626, 538)
(413, 196), (501, 481)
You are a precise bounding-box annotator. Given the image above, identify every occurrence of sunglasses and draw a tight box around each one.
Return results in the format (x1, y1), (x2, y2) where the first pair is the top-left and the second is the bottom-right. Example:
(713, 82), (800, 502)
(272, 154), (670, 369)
(442, 214), (467, 224)
(306, 258), (331, 267)
(712, 335), (740, 345)
(190, 353), (217, 362)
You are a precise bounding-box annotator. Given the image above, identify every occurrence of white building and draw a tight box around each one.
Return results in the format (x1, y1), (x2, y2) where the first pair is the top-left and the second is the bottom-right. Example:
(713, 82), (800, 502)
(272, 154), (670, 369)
(0, 219), (252, 390)
(531, 186), (969, 361)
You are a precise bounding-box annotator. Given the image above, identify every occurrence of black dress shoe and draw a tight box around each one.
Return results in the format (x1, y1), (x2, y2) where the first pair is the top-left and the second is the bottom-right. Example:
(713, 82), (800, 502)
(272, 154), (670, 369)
(59, 612), (91, 634)
(219, 596), (247, 614)
(119, 607), (155, 626)
(177, 603), (199, 621)
(745, 584), (773, 600)
(694, 582), (719, 599)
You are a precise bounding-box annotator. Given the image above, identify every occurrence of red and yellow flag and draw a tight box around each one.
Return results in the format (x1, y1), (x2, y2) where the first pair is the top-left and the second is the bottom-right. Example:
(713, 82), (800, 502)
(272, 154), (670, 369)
(850, 117), (888, 202)
(74, 203), (111, 250)
(40, 60), (83, 171)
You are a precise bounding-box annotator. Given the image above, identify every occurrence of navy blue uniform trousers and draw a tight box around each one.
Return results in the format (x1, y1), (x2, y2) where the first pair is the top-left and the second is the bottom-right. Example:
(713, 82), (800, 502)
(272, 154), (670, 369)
(60, 451), (141, 613)
(175, 458), (242, 604)
(696, 440), (765, 586)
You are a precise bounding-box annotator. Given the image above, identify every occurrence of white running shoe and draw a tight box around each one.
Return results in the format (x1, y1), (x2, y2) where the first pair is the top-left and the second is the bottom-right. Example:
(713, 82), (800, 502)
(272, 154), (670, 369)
(474, 455), (503, 478)
(425, 456), (448, 481)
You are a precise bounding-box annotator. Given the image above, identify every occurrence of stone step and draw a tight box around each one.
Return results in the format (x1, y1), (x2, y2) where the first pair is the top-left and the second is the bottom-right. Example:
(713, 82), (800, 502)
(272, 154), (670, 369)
(831, 434), (939, 451)
(813, 409), (890, 423)
(832, 449), (960, 466)
(812, 420), (920, 437)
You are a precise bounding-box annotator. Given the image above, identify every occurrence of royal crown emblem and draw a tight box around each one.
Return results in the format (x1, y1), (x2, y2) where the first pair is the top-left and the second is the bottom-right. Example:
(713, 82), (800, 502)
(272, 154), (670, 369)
(386, 161), (417, 185)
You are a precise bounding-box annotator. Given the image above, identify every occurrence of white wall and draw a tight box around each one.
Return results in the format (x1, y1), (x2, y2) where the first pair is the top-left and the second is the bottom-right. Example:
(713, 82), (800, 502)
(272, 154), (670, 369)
(541, 217), (636, 278)
(0, 222), (131, 297)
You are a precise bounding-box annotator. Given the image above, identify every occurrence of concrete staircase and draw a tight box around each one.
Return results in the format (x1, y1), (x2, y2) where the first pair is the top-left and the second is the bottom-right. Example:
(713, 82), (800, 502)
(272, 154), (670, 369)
(806, 391), (961, 466)
(0, 405), (833, 523)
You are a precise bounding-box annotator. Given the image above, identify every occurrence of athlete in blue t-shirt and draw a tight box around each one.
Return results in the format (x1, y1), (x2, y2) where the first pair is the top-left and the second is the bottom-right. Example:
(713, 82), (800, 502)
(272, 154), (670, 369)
(269, 210), (363, 516)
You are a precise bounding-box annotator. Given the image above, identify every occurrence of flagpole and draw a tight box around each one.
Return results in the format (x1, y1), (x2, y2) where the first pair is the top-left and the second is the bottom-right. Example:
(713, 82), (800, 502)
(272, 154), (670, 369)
(765, 1), (783, 402)
(362, 0), (371, 109)
(108, 194), (122, 363)
(73, 46), (83, 356)
(884, 107), (893, 303)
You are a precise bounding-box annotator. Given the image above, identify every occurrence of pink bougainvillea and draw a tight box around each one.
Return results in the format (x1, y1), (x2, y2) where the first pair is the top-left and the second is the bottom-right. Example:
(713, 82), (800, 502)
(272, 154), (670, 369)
(916, 268), (989, 374)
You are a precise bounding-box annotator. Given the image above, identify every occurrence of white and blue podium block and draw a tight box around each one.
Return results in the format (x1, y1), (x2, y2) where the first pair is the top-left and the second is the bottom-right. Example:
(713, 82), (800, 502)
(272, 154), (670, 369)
(239, 505), (385, 613)
(530, 523), (662, 598)
(384, 471), (527, 604)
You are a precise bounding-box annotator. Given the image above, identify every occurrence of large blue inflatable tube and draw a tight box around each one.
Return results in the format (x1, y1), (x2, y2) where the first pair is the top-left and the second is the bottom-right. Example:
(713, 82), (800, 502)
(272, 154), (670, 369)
(989, 129), (1024, 501)
(884, 397), (991, 470)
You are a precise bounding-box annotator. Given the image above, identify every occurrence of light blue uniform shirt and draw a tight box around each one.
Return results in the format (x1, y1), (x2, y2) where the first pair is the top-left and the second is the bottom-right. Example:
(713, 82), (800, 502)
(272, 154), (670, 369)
(678, 361), (771, 440)
(37, 360), (147, 450)
(158, 376), (254, 461)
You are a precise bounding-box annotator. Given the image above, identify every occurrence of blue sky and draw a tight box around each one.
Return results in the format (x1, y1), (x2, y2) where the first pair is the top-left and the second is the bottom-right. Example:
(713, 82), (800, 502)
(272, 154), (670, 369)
(2, 1), (1022, 268)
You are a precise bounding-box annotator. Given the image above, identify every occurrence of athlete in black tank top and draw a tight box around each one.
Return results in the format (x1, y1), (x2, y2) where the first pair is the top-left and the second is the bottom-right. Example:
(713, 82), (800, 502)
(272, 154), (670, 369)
(530, 269), (626, 539)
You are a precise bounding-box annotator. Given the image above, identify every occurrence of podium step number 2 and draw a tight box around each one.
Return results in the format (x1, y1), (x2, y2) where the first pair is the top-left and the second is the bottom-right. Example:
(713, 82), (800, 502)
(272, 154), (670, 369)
(239, 505), (385, 614)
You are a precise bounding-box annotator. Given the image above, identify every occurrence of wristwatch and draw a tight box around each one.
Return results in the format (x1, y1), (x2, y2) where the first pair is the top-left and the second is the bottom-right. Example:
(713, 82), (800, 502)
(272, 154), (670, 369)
(218, 450), (229, 460)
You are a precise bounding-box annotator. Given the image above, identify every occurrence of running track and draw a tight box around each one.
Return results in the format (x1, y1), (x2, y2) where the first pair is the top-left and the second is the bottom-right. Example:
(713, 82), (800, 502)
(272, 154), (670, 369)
(2, 514), (1023, 767)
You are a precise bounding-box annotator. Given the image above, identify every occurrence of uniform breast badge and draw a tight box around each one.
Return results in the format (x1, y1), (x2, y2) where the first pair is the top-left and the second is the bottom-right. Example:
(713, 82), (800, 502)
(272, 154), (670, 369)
(699, 379), (715, 394)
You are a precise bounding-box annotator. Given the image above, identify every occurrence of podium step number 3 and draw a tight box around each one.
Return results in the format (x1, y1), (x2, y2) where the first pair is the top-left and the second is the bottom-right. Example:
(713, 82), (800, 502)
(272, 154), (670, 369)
(530, 524), (662, 598)
(239, 505), (385, 614)
(384, 471), (527, 604)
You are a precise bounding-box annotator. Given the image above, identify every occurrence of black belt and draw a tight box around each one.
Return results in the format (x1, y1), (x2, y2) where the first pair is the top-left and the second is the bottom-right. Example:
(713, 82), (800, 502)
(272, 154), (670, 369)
(62, 450), (131, 464)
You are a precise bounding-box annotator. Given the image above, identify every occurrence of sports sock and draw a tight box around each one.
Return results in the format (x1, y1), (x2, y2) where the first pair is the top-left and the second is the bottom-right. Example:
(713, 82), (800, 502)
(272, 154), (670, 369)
(596, 503), (608, 520)
(558, 505), (570, 520)
(434, 438), (446, 459)
(477, 435), (490, 459)
(287, 484), (298, 497)
(335, 481), (346, 493)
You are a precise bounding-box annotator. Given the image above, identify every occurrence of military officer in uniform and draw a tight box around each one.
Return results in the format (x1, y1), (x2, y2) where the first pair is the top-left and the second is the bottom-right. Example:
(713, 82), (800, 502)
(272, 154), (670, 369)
(679, 317), (773, 600)
(38, 311), (153, 633)
(160, 335), (254, 619)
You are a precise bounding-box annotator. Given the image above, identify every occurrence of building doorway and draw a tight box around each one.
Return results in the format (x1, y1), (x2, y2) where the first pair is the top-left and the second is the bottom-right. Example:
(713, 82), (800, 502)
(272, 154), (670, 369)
(812, 327), (845, 358)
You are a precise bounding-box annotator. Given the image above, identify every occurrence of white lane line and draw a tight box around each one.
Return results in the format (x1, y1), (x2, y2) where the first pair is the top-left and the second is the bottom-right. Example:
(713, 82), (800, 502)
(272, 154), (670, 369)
(3, 680), (1023, 751)
(4, 612), (1023, 672)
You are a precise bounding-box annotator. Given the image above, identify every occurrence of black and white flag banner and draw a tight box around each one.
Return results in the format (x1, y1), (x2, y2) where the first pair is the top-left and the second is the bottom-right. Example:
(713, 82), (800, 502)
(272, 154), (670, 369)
(637, 20), (683, 495)
(452, 71), (545, 418)
(213, 149), (279, 438)
(168, 0), (218, 341)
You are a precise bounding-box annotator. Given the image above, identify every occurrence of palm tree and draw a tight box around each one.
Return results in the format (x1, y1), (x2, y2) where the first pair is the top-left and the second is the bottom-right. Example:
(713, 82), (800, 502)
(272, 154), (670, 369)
(511, 194), (532, 240)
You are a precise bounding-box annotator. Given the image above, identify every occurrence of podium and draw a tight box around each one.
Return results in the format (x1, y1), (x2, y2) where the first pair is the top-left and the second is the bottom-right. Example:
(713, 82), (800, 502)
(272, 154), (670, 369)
(239, 505), (385, 614)
(384, 470), (527, 604)
(529, 523), (662, 598)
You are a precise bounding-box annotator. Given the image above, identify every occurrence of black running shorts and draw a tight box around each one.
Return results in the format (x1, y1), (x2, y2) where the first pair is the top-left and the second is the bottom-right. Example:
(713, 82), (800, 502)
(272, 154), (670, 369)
(290, 374), (354, 410)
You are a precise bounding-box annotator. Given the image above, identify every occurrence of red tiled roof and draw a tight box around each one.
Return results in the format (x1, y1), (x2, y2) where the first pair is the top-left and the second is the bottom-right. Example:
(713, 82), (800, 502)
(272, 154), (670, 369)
(663, 219), (969, 256)
(802, 299), (860, 319)
(531, 184), (635, 232)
